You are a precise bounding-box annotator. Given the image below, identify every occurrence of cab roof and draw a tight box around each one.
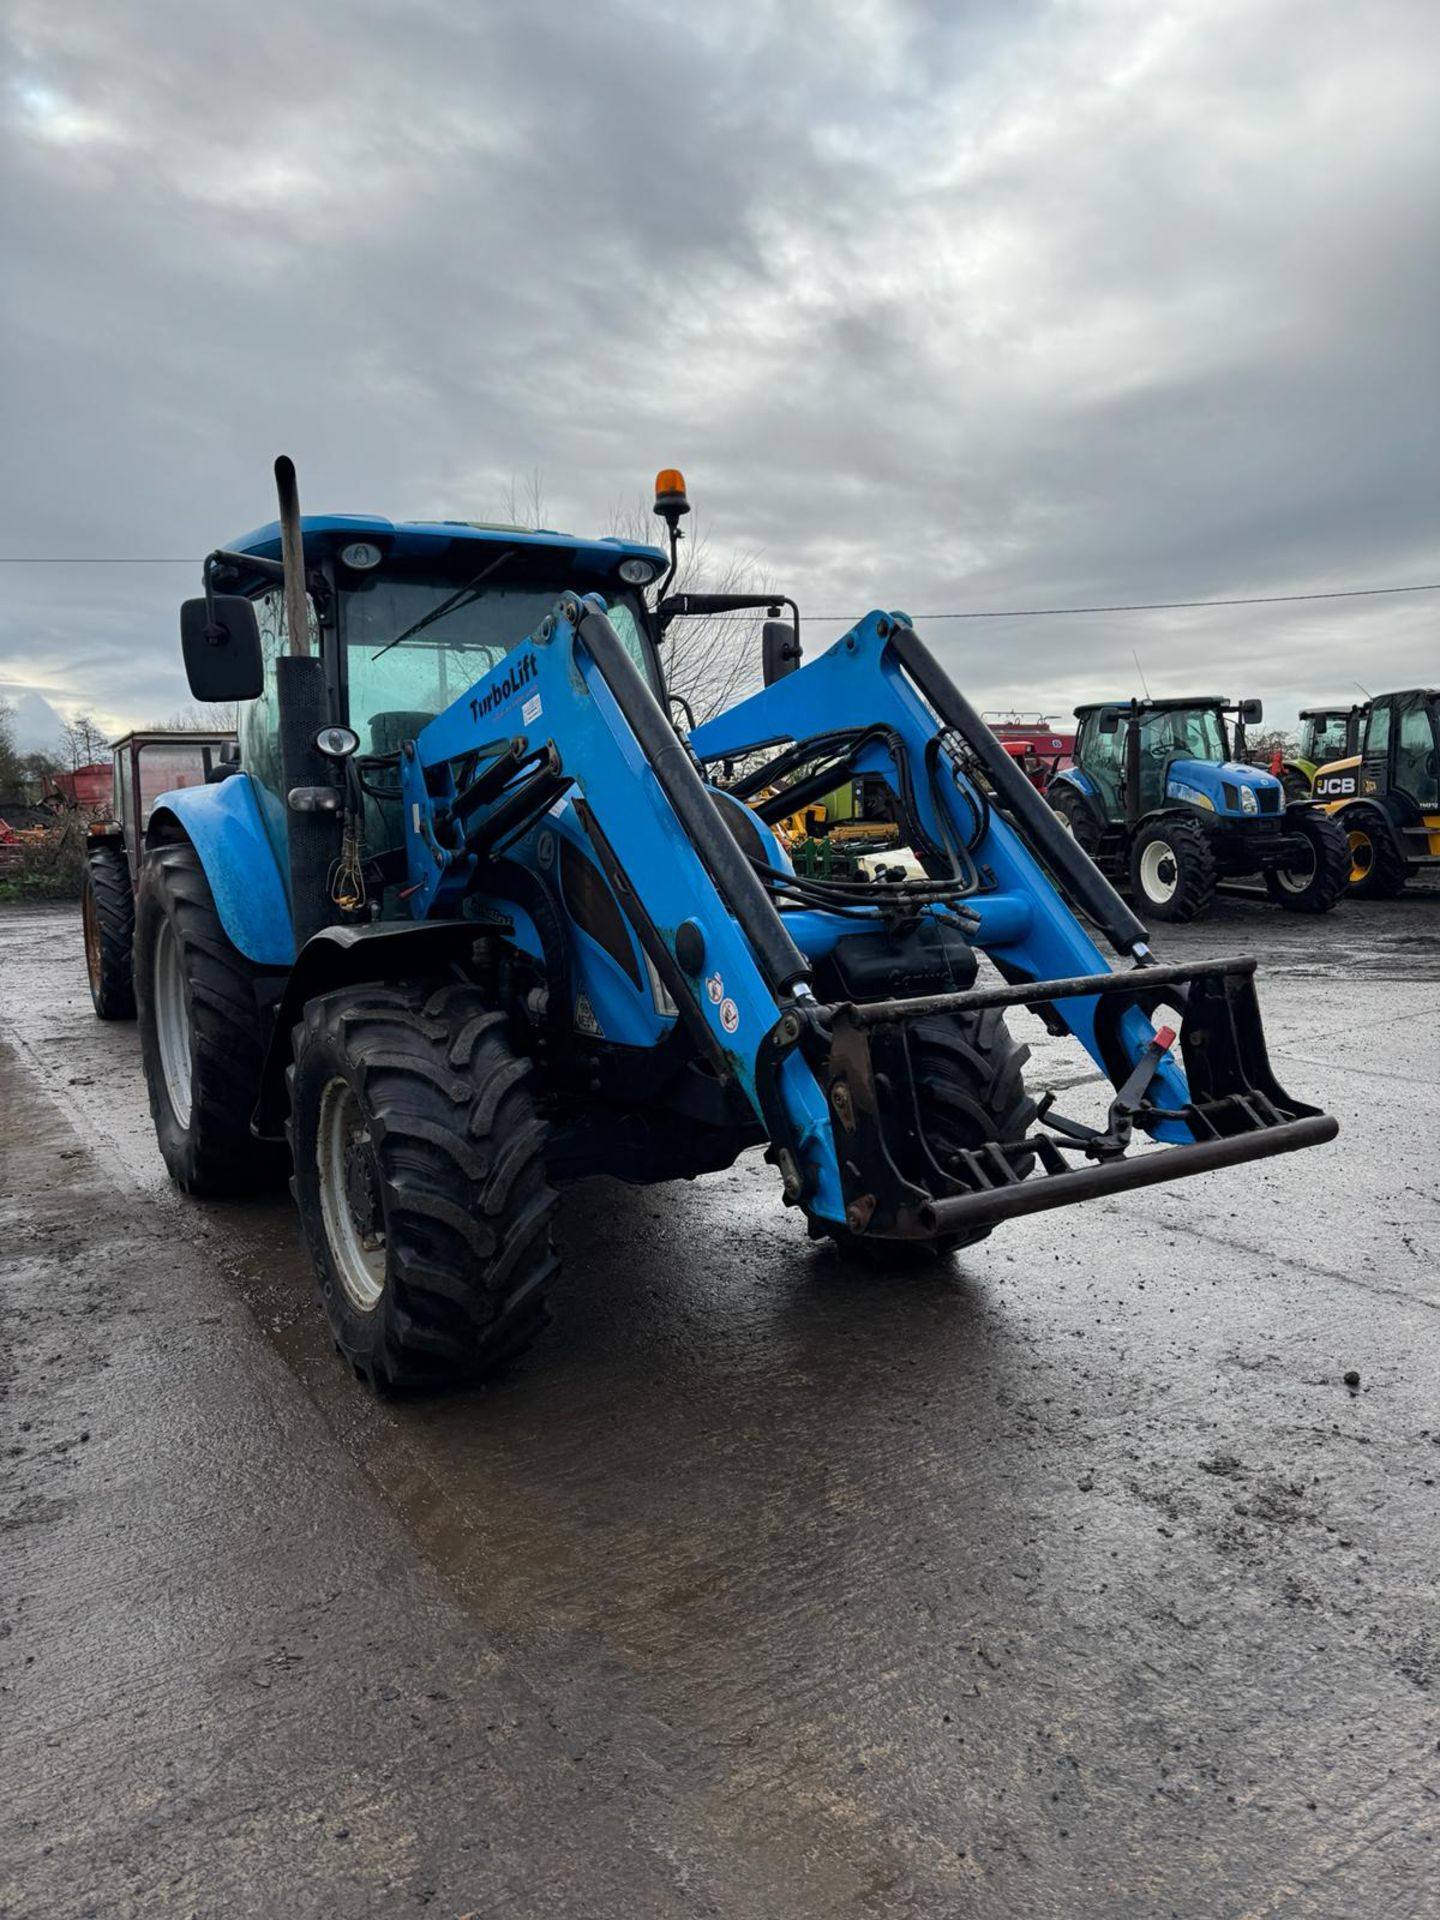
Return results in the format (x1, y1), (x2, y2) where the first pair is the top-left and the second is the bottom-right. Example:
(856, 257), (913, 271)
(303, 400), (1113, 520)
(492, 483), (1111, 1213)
(1074, 696), (1229, 717)
(224, 513), (667, 576)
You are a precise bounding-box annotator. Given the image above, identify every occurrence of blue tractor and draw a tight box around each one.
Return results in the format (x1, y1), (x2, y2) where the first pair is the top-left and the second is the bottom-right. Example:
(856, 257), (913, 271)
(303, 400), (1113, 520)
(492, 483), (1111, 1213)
(1047, 698), (1350, 922)
(135, 460), (1337, 1390)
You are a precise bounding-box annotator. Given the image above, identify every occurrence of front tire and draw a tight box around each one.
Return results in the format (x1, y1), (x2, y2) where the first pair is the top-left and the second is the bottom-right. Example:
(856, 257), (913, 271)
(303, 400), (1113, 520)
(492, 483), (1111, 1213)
(288, 983), (558, 1392)
(82, 843), (136, 1019)
(1128, 816), (1218, 922)
(135, 839), (286, 1195)
(1264, 810), (1350, 912)
(1342, 812), (1410, 898)
(817, 1008), (1037, 1265)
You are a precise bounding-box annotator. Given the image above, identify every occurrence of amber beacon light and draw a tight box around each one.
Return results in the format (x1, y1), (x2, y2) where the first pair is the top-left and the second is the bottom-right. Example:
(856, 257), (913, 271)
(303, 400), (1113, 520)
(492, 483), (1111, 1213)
(653, 468), (690, 529)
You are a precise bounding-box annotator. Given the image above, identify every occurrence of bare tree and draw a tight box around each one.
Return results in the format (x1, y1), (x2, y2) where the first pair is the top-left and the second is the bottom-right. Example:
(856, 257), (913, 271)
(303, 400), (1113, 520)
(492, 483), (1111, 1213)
(498, 469), (549, 529)
(149, 703), (240, 731)
(60, 712), (109, 770)
(605, 495), (773, 725)
(1237, 725), (1297, 768)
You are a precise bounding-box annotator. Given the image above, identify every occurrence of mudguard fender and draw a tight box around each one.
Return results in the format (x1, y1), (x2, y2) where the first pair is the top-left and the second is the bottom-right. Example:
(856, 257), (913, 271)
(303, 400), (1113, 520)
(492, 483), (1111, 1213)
(146, 774), (294, 967)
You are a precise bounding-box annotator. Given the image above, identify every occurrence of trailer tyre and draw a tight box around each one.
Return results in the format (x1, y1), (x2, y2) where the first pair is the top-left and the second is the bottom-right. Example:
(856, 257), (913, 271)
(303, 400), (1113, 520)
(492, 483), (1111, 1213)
(1341, 810), (1410, 898)
(1128, 816), (1217, 922)
(82, 843), (136, 1019)
(135, 839), (286, 1195)
(819, 1008), (1037, 1265)
(1264, 810), (1350, 912)
(288, 983), (558, 1392)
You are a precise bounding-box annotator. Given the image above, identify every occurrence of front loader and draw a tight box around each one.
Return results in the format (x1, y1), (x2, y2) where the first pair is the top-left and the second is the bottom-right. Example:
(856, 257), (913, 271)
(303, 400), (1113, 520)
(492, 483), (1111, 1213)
(134, 459), (1338, 1390)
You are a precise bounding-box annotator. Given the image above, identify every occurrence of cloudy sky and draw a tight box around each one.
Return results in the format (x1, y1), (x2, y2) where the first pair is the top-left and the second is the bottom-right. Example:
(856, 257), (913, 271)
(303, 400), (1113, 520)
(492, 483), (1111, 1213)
(2, 0), (1436, 744)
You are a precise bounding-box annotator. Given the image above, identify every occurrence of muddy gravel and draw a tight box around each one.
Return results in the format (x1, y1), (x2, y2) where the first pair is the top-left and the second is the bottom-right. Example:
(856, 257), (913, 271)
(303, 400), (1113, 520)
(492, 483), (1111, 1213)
(2, 891), (1438, 1918)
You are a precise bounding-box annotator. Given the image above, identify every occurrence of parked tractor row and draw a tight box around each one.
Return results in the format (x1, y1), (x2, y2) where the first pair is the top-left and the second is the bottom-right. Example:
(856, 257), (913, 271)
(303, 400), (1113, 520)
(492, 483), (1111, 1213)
(784, 687), (1438, 924)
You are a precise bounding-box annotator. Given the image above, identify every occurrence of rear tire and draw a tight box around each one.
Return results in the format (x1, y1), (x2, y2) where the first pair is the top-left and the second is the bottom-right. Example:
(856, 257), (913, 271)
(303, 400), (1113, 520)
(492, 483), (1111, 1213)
(1264, 810), (1350, 912)
(82, 844), (136, 1020)
(1342, 812), (1410, 898)
(135, 839), (286, 1195)
(288, 983), (558, 1392)
(1129, 816), (1218, 922)
(818, 1008), (1037, 1265)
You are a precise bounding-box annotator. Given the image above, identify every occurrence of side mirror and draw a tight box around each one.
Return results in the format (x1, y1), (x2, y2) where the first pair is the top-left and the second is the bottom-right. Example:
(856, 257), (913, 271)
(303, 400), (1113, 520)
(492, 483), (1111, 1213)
(181, 595), (263, 701)
(1098, 708), (1120, 735)
(762, 619), (801, 686)
(1239, 698), (1263, 727)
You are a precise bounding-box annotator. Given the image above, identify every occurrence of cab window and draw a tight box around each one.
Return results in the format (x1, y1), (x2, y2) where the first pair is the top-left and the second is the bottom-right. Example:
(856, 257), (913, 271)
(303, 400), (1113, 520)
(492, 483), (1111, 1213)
(1079, 715), (1125, 815)
(1396, 704), (1438, 807)
(238, 586), (319, 868)
(340, 575), (656, 756)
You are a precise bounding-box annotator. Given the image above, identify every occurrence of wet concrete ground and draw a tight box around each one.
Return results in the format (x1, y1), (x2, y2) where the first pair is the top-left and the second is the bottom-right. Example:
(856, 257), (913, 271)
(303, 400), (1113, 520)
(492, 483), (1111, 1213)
(2, 891), (1438, 1917)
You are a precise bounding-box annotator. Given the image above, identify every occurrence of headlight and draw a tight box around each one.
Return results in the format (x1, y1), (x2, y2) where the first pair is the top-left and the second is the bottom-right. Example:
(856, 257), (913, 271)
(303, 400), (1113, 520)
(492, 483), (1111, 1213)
(618, 558), (656, 585)
(339, 541), (383, 571)
(315, 725), (360, 759)
(1241, 785), (1258, 814)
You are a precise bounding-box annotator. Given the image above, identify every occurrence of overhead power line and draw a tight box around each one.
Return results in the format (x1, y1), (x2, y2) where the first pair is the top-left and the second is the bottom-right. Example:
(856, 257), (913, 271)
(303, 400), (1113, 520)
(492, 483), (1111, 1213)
(794, 582), (1440, 622)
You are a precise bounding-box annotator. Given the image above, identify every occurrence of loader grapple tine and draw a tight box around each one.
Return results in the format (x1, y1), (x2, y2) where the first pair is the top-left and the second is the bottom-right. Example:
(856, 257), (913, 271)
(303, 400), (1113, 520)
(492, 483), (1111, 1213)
(806, 952), (1338, 1242)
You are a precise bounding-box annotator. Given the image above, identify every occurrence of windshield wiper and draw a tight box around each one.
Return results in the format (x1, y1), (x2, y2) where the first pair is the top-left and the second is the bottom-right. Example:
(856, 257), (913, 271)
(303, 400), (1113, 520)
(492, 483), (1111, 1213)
(370, 548), (514, 663)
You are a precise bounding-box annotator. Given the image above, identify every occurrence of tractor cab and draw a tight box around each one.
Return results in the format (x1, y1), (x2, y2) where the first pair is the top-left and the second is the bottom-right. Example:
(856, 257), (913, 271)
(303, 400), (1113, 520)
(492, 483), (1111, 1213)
(1297, 706), (1359, 772)
(1066, 697), (1279, 825)
(202, 515), (669, 876)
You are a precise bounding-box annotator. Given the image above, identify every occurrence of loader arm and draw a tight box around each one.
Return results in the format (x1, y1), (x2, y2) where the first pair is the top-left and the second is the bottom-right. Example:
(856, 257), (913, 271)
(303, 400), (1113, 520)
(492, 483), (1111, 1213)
(400, 597), (1334, 1242)
(401, 592), (846, 1221)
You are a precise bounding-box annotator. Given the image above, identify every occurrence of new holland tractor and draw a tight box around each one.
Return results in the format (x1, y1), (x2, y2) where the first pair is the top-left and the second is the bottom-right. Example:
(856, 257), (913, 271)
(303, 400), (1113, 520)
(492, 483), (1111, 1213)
(1311, 687), (1440, 895)
(1047, 697), (1350, 922)
(133, 459), (1337, 1391)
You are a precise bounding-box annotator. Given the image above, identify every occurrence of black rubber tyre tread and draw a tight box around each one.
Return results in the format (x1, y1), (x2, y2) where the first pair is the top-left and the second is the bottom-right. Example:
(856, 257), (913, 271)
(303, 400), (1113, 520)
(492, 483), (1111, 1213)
(83, 844), (136, 1019)
(1049, 786), (1103, 854)
(821, 1006), (1037, 1266)
(1341, 809), (1411, 899)
(135, 839), (286, 1196)
(1128, 815), (1218, 923)
(1263, 810), (1351, 913)
(287, 981), (558, 1393)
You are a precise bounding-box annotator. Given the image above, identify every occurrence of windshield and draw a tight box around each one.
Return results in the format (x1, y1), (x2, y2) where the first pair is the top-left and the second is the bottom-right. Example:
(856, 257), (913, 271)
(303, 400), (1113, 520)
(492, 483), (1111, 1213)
(1139, 707), (1227, 763)
(340, 573), (655, 756)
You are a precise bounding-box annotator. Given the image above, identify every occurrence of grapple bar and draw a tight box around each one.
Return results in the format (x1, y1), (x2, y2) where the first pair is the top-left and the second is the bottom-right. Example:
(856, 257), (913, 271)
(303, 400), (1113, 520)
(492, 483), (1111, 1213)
(810, 953), (1338, 1241)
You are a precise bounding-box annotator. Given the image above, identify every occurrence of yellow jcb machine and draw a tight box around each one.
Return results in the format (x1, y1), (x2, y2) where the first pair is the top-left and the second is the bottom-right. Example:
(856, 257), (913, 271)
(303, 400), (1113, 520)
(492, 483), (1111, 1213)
(1312, 688), (1440, 895)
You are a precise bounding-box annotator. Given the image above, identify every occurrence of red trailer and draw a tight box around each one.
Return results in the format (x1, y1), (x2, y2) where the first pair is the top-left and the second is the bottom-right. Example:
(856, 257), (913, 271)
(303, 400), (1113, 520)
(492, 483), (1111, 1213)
(984, 713), (1075, 792)
(46, 762), (113, 811)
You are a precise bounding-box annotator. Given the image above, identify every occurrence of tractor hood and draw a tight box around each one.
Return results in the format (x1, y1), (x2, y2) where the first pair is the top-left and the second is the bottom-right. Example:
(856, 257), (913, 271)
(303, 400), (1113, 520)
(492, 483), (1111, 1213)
(1166, 759), (1284, 817)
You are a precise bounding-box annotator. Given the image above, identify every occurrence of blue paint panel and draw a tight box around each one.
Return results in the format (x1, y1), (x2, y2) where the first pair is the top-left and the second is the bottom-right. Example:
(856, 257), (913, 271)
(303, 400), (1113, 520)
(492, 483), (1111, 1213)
(147, 774), (294, 967)
(1053, 766), (1095, 798)
(1165, 758), (1284, 816)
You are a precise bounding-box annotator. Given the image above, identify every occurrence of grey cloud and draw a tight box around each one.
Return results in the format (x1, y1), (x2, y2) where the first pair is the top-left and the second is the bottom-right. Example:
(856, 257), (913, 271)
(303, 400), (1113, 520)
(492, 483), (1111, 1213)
(1, 0), (1435, 737)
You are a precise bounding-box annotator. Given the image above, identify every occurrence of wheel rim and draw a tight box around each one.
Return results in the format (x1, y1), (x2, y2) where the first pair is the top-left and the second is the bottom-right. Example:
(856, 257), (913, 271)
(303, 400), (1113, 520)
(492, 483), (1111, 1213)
(1274, 839), (1317, 893)
(316, 1076), (387, 1313)
(1139, 839), (1180, 904)
(82, 879), (102, 994)
(1347, 829), (1373, 884)
(153, 917), (193, 1126)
